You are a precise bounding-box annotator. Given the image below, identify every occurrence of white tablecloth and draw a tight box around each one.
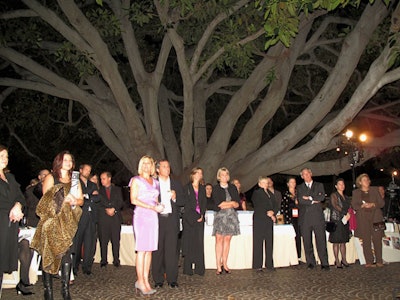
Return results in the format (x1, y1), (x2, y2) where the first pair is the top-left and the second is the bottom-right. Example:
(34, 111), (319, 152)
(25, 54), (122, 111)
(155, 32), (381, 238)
(94, 220), (400, 268)
(204, 211), (299, 269)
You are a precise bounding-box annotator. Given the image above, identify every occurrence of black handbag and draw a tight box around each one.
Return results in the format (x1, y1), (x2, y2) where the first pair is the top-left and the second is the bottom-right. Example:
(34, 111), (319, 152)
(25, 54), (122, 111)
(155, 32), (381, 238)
(326, 221), (337, 233)
(373, 221), (386, 232)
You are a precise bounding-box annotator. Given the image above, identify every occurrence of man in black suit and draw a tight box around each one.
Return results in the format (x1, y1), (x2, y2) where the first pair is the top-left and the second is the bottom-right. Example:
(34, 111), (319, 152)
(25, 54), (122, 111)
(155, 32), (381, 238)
(252, 176), (276, 272)
(152, 160), (184, 288)
(297, 167), (329, 271)
(98, 171), (124, 268)
(267, 177), (282, 216)
(73, 164), (99, 275)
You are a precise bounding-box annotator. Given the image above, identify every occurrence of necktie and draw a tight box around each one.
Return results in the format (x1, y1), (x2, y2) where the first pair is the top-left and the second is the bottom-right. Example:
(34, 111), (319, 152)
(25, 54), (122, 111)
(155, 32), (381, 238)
(106, 188), (111, 200)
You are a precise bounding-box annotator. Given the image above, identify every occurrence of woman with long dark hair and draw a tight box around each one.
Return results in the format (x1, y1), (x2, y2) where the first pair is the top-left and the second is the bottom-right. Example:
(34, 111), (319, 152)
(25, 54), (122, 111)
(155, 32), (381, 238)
(0, 145), (25, 297)
(182, 167), (207, 276)
(31, 151), (83, 300)
(329, 178), (351, 268)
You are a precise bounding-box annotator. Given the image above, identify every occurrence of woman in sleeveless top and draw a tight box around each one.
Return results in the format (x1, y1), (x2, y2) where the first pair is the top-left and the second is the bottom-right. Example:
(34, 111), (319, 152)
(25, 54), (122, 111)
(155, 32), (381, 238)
(130, 156), (163, 295)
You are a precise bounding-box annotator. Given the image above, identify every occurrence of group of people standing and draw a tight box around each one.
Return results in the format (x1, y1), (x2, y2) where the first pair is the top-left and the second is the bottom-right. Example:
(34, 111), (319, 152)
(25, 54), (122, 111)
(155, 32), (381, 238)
(0, 146), (388, 299)
(279, 168), (386, 271)
(130, 156), (247, 295)
(0, 148), (125, 300)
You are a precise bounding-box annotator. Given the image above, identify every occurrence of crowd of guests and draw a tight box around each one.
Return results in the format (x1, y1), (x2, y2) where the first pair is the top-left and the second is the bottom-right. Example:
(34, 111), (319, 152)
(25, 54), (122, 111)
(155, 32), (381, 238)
(0, 146), (388, 298)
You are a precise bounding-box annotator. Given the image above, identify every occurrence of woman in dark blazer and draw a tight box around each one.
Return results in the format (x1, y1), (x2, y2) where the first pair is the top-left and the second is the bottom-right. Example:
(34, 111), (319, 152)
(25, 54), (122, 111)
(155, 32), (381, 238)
(251, 176), (276, 271)
(182, 167), (207, 276)
(351, 173), (385, 267)
(0, 145), (25, 295)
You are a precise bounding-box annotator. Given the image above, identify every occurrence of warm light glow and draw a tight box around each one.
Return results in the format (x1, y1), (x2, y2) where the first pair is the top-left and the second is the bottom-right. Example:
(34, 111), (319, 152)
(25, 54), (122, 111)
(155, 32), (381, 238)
(336, 147), (340, 152)
(380, 168), (384, 172)
(359, 133), (367, 142)
(394, 170), (398, 176)
(345, 130), (353, 139)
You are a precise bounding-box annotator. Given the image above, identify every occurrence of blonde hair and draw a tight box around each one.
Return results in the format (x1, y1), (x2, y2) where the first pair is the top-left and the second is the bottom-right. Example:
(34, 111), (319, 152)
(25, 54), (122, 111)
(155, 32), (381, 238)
(138, 155), (156, 176)
(216, 167), (230, 182)
(258, 175), (268, 183)
(356, 173), (370, 188)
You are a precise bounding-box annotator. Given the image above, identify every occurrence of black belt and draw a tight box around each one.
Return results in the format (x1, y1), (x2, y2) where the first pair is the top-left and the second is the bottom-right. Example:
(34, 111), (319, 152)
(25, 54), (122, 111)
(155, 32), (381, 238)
(159, 213), (172, 218)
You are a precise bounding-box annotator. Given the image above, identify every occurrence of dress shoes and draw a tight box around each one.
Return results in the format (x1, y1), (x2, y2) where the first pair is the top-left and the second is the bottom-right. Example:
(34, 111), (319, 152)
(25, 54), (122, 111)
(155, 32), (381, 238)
(154, 282), (163, 288)
(113, 262), (120, 267)
(84, 270), (92, 275)
(168, 282), (179, 288)
(321, 265), (330, 271)
(256, 268), (263, 273)
(307, 264), (315, 270)
(100, 263), (107, 268)
(341, 261), (350, 268)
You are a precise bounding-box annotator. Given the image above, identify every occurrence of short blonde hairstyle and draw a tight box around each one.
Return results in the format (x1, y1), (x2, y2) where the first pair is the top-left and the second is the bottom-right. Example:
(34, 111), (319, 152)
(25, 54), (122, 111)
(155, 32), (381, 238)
(138, 155), (156, 176)
(356, 173), (370, 188)
(258, 175), (268, 183)
(216, 167), (230, 181)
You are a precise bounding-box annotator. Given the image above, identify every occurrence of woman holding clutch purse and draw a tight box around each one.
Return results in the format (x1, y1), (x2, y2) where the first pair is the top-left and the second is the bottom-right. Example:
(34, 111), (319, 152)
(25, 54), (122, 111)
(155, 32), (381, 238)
(31, 151), (83, 300)
(351, 173), (385, 268)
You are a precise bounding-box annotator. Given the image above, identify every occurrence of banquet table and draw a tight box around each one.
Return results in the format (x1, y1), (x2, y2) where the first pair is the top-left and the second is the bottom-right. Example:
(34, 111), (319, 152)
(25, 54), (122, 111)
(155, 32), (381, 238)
(203, 211), (299, 269)
(94, 211), (300, 269)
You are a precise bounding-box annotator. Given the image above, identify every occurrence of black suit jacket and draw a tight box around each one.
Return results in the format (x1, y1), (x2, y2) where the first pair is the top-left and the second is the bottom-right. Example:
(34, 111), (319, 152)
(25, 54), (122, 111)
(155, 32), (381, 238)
(157, 177), (185, 234)
(252, 188), (274, 224)
(98, 184), (124, 224)
(297, 181), (325, 226)
(80, 179), (100, 222)
(182, 183), (207, 226)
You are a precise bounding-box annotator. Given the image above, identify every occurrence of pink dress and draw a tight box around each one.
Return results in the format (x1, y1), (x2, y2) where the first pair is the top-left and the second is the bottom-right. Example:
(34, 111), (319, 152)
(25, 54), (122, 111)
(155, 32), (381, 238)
(131, 176), (160, 251)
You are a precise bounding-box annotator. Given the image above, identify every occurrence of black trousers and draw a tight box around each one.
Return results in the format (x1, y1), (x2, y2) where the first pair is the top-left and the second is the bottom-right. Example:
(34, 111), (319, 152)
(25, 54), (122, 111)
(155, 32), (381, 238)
(183, 221), (205, 275)
(98, 215), (121, 265)
(152, 214), (179, 284)
(252, 219), (274, 269)
(301, 219), (328, 266)
(73, 212), (97, 272)
(292, 218), (302, 259)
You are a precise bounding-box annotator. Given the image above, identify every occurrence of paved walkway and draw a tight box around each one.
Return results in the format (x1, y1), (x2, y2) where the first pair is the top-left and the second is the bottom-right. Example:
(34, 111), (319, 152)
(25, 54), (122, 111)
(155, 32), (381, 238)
(3, 261), (400, 299)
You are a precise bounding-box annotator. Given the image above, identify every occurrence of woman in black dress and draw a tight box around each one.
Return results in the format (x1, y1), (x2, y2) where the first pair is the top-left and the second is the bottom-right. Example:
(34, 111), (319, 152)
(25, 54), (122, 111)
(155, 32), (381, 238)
(0, 145), (25, 296)
(280, 176), (301, 259)
(329, 178), (351, 268)
(182, 167), (207, 275)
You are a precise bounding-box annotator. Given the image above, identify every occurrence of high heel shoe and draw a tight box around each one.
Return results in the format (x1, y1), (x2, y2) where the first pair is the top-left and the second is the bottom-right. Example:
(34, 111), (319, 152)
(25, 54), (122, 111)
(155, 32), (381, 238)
(20, 280), (33, 287)
(335, 261), (343, 269)
(16, 282), (34, 296)
(216, 268), (222, 275)
(222, 266), (231, 274)
(341, 260), (350, 267)
(135, 281), (156, 295)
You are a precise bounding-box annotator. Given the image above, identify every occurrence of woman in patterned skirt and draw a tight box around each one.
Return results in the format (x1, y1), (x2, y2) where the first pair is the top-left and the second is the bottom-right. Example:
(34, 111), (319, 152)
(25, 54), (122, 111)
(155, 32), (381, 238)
(212, 167), (240, 275)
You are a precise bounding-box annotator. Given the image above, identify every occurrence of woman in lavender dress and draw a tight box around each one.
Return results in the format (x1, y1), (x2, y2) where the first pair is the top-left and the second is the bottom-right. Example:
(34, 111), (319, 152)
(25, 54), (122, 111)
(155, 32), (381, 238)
(130, 156), (164, 295)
